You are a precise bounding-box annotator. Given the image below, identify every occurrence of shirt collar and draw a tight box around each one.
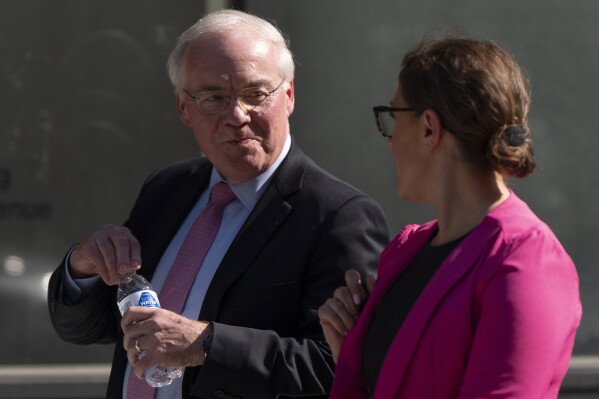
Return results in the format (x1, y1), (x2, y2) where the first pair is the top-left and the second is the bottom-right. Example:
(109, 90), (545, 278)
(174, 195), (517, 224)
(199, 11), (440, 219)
(208, 134), (291, 211)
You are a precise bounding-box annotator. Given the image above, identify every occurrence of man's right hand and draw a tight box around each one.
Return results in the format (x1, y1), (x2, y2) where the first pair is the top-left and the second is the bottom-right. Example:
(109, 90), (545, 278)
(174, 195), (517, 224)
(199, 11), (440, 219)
(69, 224), (142, 286)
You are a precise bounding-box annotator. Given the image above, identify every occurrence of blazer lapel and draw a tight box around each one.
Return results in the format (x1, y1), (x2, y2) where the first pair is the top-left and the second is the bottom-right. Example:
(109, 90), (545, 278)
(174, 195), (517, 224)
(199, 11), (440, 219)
(374, 220), (501, 397)
(331, 223), (435, 398)
(198, 142), (305, 320)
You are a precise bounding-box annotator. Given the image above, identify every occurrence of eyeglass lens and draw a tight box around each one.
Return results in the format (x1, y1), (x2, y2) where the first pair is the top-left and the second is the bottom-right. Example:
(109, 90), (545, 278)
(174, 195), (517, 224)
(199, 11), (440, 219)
(378, 111), (395, 137)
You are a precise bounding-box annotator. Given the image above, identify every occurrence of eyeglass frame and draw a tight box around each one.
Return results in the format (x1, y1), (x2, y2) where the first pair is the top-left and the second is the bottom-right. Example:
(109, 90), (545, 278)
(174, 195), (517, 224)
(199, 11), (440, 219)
(372, 105), (416, 138)
(183, 78), (287, 114)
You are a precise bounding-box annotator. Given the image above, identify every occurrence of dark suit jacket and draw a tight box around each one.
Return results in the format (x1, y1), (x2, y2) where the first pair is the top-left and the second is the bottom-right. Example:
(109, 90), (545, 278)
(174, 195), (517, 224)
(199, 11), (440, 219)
(48, 142), (388, 399)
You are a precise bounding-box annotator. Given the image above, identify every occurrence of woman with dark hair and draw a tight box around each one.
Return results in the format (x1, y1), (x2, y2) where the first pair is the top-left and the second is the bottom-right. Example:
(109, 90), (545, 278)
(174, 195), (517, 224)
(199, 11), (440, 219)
(319, 37), (581, 398)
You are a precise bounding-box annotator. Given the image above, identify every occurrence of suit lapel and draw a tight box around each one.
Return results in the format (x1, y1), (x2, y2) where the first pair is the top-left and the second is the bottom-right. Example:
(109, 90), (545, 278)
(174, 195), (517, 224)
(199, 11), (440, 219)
(199, 142), (305, 320)
(373, 220), (501, 397)
(141, 161), (212, 281)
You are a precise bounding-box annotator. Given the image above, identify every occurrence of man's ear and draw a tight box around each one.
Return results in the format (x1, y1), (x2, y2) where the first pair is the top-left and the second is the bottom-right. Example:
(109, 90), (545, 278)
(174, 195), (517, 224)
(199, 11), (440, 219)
(421, 108), (444, 150)
(175, 89), (192, 127)
(285, 79), (295, 117)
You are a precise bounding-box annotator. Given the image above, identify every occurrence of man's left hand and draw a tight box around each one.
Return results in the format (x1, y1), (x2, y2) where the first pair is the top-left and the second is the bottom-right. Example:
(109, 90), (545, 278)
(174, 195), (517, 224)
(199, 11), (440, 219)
(121, 306), (212, 379)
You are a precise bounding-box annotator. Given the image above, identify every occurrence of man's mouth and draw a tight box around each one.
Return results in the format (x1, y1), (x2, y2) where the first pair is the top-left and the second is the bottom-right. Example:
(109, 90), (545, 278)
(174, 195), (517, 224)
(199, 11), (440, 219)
(227, 136), (257, 145)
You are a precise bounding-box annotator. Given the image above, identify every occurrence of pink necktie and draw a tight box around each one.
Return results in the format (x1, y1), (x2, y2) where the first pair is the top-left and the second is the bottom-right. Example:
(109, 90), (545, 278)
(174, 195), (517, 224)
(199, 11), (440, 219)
(126, 182), (236, 398)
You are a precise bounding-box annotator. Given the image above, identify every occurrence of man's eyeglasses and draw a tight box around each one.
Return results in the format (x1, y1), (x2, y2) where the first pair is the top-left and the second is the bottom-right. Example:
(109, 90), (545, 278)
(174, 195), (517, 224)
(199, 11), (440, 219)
(372, 105), (415, 138)
(184, 78), (286, 114)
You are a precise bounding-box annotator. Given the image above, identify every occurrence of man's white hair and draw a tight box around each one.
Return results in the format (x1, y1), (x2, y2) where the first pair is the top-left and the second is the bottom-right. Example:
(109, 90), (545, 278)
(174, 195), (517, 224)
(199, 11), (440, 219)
(166, 9), (295, 92)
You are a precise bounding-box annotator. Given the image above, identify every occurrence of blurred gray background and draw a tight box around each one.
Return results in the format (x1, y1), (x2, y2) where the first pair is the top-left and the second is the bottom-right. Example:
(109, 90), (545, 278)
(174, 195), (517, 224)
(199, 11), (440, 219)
(0, 0), (597, 397)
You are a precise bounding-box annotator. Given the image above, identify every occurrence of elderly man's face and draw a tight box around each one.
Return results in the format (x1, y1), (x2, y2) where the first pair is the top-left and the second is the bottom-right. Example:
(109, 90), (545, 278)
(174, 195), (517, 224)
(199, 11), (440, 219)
(175, 29), (294, 184)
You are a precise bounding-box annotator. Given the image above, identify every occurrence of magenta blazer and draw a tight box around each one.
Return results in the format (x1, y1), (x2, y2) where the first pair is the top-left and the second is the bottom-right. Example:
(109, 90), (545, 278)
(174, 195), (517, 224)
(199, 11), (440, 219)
(330, 192), (581, 399)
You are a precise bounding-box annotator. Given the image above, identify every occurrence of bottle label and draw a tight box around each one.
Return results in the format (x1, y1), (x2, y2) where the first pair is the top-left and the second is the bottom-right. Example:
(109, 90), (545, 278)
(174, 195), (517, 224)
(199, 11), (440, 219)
(118, 290), (161, 315)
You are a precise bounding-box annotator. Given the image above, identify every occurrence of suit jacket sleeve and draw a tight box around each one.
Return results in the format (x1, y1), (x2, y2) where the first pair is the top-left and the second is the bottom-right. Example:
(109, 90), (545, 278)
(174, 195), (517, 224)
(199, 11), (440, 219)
(47, 255), (120, 346)
(187, 194), (388, 399)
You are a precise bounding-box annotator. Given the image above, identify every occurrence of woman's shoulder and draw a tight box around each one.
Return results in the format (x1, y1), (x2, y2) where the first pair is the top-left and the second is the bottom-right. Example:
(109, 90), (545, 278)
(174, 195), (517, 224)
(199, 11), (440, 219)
(484, 191), (559, 245)
(478, 192), (576, 281)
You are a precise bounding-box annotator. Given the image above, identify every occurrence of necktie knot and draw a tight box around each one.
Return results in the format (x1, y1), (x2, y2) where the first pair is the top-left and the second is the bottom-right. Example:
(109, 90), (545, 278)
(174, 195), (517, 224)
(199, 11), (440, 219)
(209, 182), (236, 206)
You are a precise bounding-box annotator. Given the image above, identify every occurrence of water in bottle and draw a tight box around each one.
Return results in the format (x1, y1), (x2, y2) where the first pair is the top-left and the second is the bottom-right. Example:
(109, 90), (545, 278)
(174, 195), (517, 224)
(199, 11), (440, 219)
(116, 271), (183, 387)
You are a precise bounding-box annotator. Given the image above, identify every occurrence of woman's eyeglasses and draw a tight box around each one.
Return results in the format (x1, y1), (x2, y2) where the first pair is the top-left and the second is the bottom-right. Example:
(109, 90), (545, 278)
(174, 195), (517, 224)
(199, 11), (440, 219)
(372, 105), (415, 138)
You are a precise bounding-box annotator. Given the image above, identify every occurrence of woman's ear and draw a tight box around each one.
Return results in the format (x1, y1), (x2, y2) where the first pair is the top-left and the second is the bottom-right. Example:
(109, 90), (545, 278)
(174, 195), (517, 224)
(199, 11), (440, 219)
(421, 108), (444, 150)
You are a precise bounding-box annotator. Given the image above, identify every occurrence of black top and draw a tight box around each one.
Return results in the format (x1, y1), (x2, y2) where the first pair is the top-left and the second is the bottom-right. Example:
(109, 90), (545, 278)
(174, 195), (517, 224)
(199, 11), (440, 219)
(362, 234), (465, 393)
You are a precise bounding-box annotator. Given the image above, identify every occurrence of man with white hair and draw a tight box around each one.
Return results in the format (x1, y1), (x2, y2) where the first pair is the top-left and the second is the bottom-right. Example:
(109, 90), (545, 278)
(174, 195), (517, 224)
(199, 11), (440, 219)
(48, 9), (388, 399)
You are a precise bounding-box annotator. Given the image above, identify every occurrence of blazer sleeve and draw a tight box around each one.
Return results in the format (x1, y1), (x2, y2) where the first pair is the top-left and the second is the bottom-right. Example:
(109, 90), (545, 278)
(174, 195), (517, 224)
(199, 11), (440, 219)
(47, 256), (120, 346)
(459, 228), (581, 398)
(186, 194), (389, 399)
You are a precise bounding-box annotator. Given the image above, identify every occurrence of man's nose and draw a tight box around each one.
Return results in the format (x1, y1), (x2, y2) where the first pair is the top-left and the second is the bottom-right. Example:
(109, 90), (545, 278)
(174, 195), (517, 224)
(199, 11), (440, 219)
(222, 96), (252, 124)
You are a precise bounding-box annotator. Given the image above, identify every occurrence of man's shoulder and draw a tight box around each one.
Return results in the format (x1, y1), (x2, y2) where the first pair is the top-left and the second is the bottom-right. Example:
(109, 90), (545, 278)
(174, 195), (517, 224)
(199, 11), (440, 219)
(303, 159), (365, 196)
(281, 150), (375, 210)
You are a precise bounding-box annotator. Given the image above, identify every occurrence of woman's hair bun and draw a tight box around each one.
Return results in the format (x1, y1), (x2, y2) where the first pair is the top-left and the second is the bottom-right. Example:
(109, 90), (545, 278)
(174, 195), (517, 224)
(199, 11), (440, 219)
(503, 125), (530, 147)
(487, 123), (536, 178)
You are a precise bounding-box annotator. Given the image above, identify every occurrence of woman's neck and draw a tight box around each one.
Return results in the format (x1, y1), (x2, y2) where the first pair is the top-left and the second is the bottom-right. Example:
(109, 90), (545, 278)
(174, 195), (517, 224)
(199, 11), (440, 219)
(431, 170), (509, 246)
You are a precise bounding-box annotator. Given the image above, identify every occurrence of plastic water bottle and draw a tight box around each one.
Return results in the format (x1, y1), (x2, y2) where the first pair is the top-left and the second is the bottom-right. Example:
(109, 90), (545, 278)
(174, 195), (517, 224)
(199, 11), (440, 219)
(116, 271), (183, 387)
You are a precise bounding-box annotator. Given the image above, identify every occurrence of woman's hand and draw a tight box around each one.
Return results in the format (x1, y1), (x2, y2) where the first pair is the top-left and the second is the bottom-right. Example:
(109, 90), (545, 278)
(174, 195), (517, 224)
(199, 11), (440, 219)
(318, 269), (375, 363)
